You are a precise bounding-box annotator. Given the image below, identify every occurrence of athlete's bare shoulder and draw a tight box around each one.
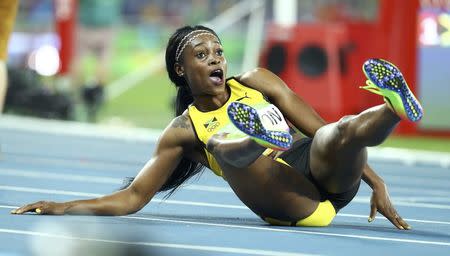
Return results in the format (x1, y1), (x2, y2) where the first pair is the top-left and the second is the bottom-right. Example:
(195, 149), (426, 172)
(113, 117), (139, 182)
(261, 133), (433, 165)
(235, 68), (288, 97)
(162, 111), (207, 165)
(170, 114), (192, 130)
(163, 112), (197, 146)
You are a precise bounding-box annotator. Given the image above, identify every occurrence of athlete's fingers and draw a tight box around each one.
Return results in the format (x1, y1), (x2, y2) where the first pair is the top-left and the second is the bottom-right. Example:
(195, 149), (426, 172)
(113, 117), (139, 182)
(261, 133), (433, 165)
(386, 212), (404, 230)
(11, 204), (31, 214)
(11, 202), (42, 214)
(368, 204), (377, 222)
(396, 215), (411, 230)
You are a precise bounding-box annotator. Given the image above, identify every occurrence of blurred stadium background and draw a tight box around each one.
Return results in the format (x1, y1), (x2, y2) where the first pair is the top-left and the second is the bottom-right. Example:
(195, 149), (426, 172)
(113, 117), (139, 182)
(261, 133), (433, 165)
(3, 0), (450, 151)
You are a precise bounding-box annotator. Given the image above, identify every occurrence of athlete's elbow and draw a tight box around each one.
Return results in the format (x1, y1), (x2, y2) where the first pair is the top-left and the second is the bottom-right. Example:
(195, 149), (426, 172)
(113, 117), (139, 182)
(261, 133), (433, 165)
(207, 139), (249, 168)
(120, 187), (148, 215)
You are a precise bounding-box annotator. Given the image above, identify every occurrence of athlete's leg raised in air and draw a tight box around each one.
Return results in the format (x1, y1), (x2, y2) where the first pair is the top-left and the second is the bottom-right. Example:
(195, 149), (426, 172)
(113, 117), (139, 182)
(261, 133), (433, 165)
(310, 104), (400, 194)
(310, 58), (423, 195)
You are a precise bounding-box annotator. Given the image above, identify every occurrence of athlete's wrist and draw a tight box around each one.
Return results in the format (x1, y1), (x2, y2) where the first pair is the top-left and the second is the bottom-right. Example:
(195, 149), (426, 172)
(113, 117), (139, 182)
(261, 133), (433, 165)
(371, 179), (386, 192)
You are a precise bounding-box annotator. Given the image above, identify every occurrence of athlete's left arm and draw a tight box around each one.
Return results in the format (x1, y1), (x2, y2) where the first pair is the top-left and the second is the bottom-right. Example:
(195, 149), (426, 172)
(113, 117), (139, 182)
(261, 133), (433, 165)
(362, 164), (411, 230)
(236, 68), (326, 137)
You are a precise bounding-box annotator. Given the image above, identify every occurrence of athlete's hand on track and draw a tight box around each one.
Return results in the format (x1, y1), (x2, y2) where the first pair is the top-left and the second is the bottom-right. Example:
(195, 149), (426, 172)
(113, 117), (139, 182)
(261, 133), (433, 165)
(368, 183), (411, 230)
(10, 201), (67, 215)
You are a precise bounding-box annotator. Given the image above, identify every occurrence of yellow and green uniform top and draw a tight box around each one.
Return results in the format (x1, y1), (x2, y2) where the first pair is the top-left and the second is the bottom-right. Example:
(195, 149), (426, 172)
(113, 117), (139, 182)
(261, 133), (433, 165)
(188, 77), (274, 177)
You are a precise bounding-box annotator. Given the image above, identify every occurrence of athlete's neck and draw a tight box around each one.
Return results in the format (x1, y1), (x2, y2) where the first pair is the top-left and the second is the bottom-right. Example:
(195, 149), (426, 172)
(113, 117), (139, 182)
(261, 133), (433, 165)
(192, 85), (230, 112)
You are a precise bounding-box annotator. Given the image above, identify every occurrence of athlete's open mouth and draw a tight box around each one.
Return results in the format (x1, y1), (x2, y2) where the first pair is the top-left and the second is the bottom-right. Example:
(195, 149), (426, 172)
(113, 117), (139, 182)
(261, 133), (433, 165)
(209, 69), (224, 84)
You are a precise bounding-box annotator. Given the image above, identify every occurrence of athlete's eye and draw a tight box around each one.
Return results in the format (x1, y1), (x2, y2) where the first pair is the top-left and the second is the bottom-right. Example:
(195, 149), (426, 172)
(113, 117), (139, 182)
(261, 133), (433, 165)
(196, 52), (206, 59)
(216, 49), (223, 56)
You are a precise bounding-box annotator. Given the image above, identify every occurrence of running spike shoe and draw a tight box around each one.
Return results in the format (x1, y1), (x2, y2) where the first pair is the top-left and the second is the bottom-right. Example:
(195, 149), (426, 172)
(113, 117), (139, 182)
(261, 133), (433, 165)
(361, 58), (423, 122)
(227, 101), (292, 151)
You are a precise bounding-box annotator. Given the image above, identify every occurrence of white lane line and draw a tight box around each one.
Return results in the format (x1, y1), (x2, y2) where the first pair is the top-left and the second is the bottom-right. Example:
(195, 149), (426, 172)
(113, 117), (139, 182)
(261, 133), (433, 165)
(2, 204), (449, 226)
(353, 195), (450, 204)
(337, 213), (450, 226)
(0, 228), (314, 256)
(2, 182), (450, 226)
(389, 187), (450, 197)
(3, 184), (450, 211)
(2, 168), (450, 198)
(4, 212), (449, 247)
(0, 169), (122, 184)
(0, 168), (233, 193)
(350, 197), (450, 210)
(185, 184), (233, 193)
(1, 185), (450, 213)
(122, 216), (450, 247)
(3, 155), (138, 171)
(3, 168), (450, 209)
(382, 175), (450, 185)
(1, 207), (449, 247)
(0, 186), (247, 210)
(386, 196), (450, 203)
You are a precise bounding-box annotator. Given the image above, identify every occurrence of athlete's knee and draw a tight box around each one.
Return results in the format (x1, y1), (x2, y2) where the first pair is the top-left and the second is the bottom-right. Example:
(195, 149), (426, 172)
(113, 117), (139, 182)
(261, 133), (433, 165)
(336, 115), (357, 147)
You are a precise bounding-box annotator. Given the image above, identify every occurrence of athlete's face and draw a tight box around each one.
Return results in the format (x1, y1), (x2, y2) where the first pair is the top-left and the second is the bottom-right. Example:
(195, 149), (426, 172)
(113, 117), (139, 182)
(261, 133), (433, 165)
(176, 33), (228, 96)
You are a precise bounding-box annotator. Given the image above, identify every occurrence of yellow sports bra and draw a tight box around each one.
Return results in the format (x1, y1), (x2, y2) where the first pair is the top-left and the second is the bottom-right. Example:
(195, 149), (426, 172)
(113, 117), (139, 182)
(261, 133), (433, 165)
(188, 77), (273, 176)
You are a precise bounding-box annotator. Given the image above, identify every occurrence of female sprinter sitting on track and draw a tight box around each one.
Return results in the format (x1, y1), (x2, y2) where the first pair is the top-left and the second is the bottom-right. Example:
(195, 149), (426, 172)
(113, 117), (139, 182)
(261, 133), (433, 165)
(12, 25), (423, 230)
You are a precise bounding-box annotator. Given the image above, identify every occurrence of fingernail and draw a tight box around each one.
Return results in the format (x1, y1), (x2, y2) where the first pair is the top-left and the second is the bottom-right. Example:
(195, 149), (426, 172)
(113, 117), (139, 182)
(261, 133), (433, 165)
(368, 217), (373, 222)
(399, 226), (404, 230)
(10, 210), (15, 214)
(35, 208), (42, 214)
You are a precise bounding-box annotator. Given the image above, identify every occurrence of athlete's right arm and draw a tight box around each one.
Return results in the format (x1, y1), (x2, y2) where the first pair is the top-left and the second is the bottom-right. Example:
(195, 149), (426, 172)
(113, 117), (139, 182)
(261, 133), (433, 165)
(11, 115), (195, 216)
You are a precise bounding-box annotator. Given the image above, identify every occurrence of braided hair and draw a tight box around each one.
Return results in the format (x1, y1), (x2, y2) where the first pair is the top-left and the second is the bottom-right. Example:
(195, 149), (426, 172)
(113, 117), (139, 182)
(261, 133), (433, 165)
(123, 25), (221, 197)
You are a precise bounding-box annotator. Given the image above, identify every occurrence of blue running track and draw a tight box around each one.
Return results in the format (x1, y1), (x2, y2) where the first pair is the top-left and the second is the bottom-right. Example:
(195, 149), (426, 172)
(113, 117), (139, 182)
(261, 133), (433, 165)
(1, 116), (449, 256)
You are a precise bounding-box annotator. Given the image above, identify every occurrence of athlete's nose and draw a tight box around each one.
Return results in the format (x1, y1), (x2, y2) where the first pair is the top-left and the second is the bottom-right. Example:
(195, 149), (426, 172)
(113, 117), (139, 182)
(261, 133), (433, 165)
(209, 54), (221, 65)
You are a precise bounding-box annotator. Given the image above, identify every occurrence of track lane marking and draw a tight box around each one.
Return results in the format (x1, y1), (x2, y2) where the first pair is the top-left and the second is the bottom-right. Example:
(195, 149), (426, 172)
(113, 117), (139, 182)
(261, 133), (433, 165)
(2, 169), (450, 202)
(1, 185), (450, 218)
(1, 209), (449, 247)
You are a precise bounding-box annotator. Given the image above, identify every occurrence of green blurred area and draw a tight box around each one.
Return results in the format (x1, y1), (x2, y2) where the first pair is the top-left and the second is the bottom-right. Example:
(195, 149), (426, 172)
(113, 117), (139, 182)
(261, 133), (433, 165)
(92, 27), (245, 128)
(99, 71), (175, 128)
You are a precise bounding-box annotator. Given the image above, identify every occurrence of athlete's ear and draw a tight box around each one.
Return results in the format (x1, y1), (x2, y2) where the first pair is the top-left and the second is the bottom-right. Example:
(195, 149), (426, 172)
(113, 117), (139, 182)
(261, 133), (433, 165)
(174, 63), (184, 77)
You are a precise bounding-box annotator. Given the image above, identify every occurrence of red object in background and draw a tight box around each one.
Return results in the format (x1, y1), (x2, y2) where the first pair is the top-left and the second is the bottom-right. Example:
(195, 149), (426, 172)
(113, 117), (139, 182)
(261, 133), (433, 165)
(260, 0), (422, 134)
(260, 24), (351, 122)
(54, 0), (76, 75)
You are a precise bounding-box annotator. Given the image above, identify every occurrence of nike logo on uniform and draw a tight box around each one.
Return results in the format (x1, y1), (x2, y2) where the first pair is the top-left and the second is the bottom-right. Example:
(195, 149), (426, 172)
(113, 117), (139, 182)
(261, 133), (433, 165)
(236, 92), (250, 101)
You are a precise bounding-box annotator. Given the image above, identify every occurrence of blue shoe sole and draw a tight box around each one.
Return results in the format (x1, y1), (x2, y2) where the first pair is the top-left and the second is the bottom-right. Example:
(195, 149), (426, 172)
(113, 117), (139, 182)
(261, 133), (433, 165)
(362, 58), (423, 122)
(227, 102), (292, 150)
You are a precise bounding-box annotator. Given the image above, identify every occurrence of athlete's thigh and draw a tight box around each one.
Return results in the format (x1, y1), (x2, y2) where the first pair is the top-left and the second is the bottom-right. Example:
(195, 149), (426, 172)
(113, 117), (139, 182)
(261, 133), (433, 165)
(221, 156), (321, 221)
(309, 122), (367, 194)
